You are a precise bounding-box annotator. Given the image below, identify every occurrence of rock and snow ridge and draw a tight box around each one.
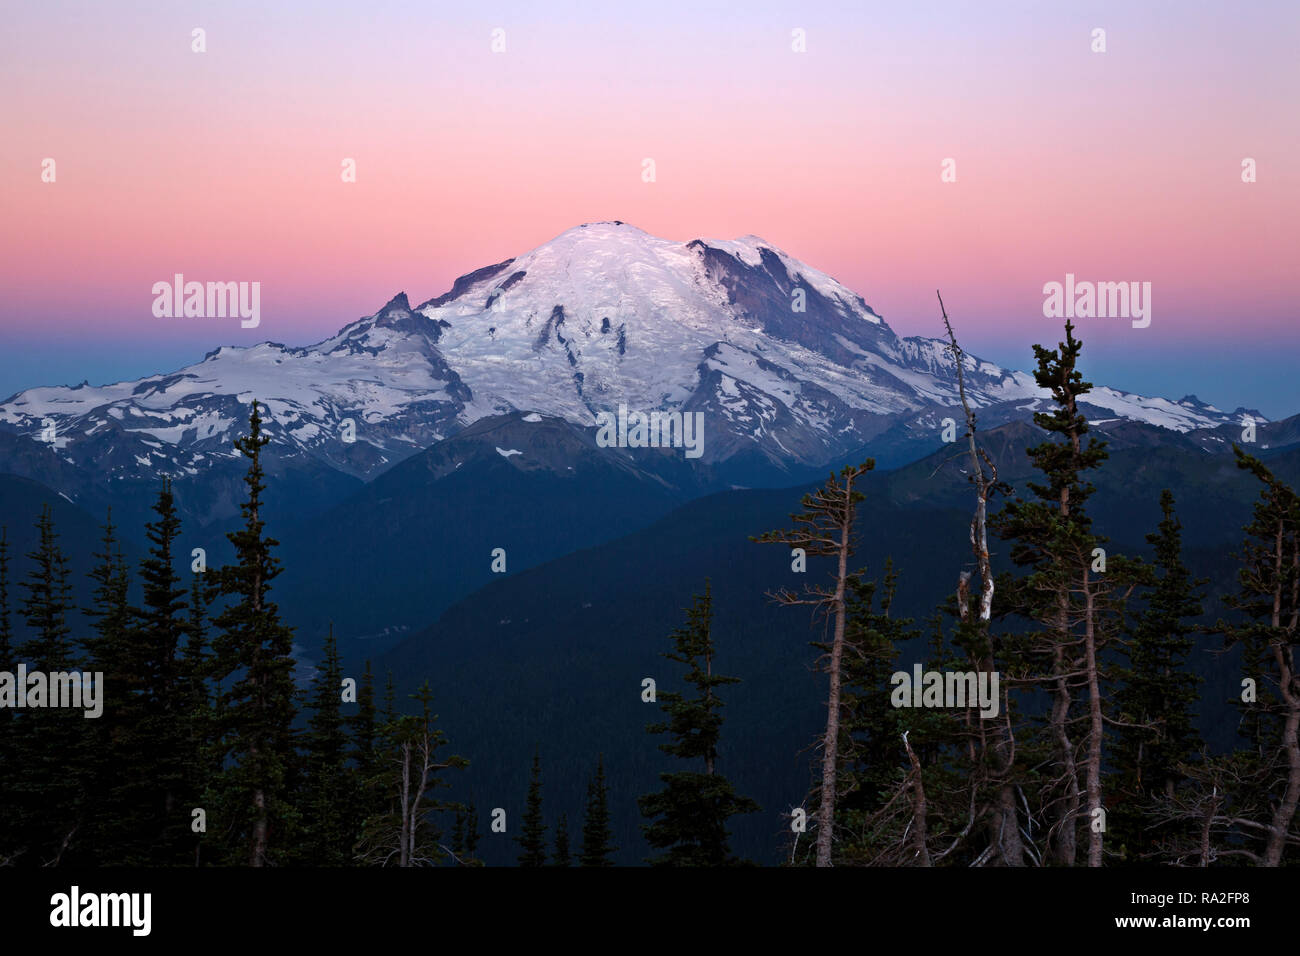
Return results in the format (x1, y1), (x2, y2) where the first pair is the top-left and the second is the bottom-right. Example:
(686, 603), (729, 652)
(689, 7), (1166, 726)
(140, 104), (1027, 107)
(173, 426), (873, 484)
(0, 222), (1266, 484)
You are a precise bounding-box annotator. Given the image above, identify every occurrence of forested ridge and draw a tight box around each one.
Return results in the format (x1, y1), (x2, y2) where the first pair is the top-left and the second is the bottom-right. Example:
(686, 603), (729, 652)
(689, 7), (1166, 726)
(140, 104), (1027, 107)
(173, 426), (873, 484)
(0, 323), (1295, 868)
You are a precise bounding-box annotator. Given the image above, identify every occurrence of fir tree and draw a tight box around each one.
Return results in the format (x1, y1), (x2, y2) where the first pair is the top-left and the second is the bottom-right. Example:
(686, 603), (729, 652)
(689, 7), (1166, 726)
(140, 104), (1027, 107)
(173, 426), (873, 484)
(80, 511), (139, 863)
(300, 625), (355, 865)
(208, 400), (300, 866)
(579, 755), (616, 866)
(1150, 454), (1300, 866)
(1112, 490), (1204, 861)
(179, 569), (215, 866)
(1211, 449), (1300, 865)
(638, 582), (759, 865)
(992, 321), (1139, 866)
(0, 527), (14, 860)
(451, 810), (466, 861)
(516, 749), (548, 866)
(464, 802), (481, 861)
(348, 660), (379, 857)
(551, 812), (571, 867)
(0, 527), (11, 668)
(133, 480), (193, 862)
(823, 566), (926, 865)
(351, 662), (378, 776)
(14, 506), (85, 865)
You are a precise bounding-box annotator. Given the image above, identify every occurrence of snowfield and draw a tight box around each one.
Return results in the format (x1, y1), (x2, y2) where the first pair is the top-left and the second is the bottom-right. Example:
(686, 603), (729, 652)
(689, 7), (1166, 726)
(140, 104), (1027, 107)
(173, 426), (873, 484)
(0, 222), (1260, 481)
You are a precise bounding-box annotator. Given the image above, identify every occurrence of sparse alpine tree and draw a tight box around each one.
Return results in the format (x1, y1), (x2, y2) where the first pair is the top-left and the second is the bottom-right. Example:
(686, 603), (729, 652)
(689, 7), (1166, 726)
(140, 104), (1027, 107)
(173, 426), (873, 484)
(755, 458), (874, 867)
(993, 321), (1140, 867)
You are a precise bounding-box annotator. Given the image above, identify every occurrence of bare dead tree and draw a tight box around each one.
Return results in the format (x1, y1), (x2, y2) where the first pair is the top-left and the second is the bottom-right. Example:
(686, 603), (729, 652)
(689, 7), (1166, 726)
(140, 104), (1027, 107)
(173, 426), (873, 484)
(937, 292), (1026, 866)
(901, 731), (932, 866)
(1148, 751), (1300, 865)
(357, 681), (466, 867)
(939, 291), (997, 626)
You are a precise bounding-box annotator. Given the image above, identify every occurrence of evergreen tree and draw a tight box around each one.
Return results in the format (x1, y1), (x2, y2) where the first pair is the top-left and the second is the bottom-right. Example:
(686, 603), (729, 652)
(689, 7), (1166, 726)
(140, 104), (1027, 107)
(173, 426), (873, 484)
(351, 662), (378, 777)
(348, 660), (379, 858)
(579, 755), (616, 866)
(208, 400), (300, 866)
(1152, 453), (1300, 866)
(516, 749), (548, 866)
(1112, 490), (1204, 861)
(819, 566), (956, 867)
(80, 511), (139, 863)
(300, 625), (355, 865)
(133, 480), (193, 862)
(451, 810), (466, 861)
(638, 582), (759, 865)
(179, 569), (215, 866)
(992, 321), (1139, 866)
(464, 802), (481, 861)
(14, 506), (85, 865)
(0, 527), (14, 860)
(0, 527), (10, 663)
(551, 812), (571, 867)
(1211, 449), (1300, 865)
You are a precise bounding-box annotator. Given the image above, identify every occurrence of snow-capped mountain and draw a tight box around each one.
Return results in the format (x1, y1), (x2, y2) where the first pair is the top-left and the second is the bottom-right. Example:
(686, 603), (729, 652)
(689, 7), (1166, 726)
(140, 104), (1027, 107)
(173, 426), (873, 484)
(0, 222), (1267, 495)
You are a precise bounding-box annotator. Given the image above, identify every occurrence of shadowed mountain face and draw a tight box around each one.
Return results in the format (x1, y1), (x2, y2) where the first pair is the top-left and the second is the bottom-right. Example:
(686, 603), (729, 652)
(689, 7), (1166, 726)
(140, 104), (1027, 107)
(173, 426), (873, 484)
(0, 223), (1273, 531)
(261, 412), (700, 649)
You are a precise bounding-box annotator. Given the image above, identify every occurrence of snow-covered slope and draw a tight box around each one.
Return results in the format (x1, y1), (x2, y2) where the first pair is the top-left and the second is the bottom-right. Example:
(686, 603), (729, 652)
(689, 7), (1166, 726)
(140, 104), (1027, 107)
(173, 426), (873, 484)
(0, 222), (1265, 487)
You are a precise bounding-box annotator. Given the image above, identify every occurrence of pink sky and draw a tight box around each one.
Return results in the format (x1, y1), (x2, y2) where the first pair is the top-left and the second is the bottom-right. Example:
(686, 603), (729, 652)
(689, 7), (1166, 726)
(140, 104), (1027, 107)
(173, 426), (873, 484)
(2, 1), (1297, 411)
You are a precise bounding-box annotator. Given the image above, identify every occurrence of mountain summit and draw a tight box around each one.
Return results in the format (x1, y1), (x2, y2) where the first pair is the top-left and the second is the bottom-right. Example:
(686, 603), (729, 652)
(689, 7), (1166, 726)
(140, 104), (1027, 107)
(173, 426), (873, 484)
(0, 222), (1261, 498)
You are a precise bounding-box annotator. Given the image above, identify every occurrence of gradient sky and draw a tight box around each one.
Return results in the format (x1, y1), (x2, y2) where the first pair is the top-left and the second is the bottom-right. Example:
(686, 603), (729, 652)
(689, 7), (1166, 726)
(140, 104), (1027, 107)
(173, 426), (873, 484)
(2, 1), (1297, 414)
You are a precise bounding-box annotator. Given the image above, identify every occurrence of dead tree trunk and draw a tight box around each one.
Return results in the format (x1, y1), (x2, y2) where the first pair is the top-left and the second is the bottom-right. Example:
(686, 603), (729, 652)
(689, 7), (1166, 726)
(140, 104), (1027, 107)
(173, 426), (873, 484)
(811, 468), (857, 868)
(902, 731), (932, 866)
(938, 293), (1024, 866)
(1083, 575), (1104, 866)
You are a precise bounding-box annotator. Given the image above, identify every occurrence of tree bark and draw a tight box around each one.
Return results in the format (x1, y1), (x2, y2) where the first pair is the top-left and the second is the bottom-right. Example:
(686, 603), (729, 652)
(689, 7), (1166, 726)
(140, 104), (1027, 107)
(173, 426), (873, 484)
(814, 472), (854, 868)
(1083, 575), (1104, 866)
